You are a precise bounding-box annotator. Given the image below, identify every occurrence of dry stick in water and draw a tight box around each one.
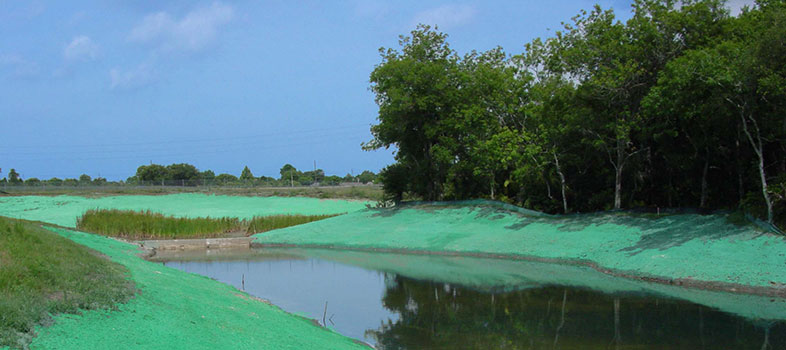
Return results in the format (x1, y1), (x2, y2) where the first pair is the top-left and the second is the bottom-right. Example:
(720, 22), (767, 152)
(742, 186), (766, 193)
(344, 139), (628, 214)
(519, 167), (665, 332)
(322, 301), (328, 327)
(553, 289), (567, 348)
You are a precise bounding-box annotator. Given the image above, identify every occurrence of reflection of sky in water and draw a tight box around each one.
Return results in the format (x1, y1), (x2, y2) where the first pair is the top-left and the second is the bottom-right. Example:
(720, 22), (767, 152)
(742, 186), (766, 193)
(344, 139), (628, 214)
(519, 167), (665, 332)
(164, 258), (398, 344)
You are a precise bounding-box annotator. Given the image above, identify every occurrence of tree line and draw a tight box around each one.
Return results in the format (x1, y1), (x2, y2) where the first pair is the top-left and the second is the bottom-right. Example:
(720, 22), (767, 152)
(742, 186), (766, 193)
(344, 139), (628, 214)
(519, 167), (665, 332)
(366, 0), (785, 226)
(0, 164), (378, 187)
(128, 163), (378, 186)
(1, 169), (107, 187)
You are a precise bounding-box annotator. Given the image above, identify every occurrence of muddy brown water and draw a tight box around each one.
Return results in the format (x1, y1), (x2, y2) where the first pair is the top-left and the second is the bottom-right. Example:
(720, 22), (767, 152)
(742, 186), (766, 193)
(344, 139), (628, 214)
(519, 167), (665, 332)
(152, 248), (786, 349)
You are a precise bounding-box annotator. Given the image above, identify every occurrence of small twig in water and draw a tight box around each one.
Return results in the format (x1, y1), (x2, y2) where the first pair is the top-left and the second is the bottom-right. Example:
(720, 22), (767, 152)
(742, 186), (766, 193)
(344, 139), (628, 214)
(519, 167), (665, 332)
(322, 301), (328, 327)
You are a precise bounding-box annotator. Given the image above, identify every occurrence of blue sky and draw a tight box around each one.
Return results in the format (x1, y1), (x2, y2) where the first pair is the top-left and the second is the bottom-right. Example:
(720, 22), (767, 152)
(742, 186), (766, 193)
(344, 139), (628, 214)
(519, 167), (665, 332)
(0, 0), (752, 180)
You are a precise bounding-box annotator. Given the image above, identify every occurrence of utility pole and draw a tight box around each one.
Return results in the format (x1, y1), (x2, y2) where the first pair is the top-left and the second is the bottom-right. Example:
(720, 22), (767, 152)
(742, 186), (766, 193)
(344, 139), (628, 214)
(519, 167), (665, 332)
(313, 160), (317, 185)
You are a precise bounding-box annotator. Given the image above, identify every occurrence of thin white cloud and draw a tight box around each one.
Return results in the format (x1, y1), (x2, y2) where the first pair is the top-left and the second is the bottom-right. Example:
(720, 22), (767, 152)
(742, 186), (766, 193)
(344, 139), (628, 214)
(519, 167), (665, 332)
(412, 4), (476, 29)
(110, 63), (155, 90)
(0, 54), (40, 78)
(64, 36), (100, 62)
(128, 2), (234, 53)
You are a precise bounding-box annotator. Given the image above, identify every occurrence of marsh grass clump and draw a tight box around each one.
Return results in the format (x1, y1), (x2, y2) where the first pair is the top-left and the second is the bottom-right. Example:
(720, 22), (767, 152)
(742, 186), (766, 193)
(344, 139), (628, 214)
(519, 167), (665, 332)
(76, 209), (341, 239)
(0, 217), (135, 349)
(77, 209), (244, 239)
(245, 214), (340, 234)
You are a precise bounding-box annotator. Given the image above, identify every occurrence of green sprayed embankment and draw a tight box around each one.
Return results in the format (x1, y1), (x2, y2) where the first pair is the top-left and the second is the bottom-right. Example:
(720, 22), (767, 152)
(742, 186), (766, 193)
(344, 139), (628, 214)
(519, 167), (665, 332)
(0, 194), (371, 227)
(253, 201), (786, 293)
(23, 227), (367, 350)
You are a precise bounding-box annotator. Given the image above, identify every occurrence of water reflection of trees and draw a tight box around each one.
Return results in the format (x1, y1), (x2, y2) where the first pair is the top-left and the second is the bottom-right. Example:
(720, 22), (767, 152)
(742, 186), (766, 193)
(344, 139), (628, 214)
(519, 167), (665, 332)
(367, 275), (784, 350)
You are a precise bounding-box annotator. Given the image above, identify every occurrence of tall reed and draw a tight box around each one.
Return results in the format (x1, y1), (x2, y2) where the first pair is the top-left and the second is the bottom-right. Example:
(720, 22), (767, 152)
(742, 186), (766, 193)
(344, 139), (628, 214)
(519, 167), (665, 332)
(76, 209), (340, 239)
(245, 214), (339, 234)
(77, 209), (243, 239)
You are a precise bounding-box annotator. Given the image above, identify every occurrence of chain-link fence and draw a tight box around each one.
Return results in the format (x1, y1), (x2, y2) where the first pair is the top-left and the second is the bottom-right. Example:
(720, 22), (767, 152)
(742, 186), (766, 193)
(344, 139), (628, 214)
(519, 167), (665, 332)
(0, 179), (378, 192)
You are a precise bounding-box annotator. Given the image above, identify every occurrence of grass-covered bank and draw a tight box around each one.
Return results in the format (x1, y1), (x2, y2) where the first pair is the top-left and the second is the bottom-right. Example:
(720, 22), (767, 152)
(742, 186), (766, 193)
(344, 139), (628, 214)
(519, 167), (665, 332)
(76, 209), (339, 239)
(0, 217), (135, 349)
(253, 201), (786, 294)
(2, 222), (367, 349)
(0, 193), (371, 228)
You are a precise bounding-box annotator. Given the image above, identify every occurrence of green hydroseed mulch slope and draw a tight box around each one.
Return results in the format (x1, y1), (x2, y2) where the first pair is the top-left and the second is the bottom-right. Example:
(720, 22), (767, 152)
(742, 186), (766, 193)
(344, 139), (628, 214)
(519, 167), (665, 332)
(253, 201), (786, 290)
(26, 227), (367, 350)
(0, 194), (371, 227)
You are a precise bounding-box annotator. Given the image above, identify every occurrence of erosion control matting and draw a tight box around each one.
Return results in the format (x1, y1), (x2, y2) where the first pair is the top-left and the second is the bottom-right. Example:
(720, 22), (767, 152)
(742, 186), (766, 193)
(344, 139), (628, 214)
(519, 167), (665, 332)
(0, 194), (371, 227)
(25, 227), (368, 350)
(253, 200), (786, 292)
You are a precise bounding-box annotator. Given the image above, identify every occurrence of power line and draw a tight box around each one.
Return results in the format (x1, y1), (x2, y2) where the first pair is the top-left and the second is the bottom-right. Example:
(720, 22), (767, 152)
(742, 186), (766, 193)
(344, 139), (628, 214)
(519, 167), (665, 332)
(1, 123), (371, 151)
(1, 128), (368, 157)
(3, 136), (365, 162)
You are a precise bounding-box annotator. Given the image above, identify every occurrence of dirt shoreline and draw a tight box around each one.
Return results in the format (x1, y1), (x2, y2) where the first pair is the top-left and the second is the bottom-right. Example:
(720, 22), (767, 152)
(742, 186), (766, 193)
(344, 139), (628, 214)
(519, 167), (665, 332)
(139, 237), (253, 251)
(251, 242), (786, 298)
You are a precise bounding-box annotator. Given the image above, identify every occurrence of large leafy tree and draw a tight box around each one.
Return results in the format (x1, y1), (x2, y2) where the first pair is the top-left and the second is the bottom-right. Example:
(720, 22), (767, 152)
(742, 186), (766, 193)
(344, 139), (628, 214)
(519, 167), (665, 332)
(366, 25), (464, 201)
(644, 1), (786, 223)
(551, 0), (728, 209)
(240, 166), (254, 181)
(366, 1), (784, 227)
(7, 169), (21, 185)
(78, 174), (92, 184)
(451, 48), (531, 202)
(136, 164), (169, 182)
(279, 164), (299, 187)
(166, 163), (198, 181)
(367, 26), (532, 202)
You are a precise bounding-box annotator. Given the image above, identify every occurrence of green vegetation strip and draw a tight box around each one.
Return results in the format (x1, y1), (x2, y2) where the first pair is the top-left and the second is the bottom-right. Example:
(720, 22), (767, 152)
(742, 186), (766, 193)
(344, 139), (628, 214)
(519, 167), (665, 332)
(1, 221), (366, 349)
(253, 201), (786, 291)
(76, 209), (339, 239)
(0, 193), (370, 228)
(246, 214), (338, 235)
(0, 217), (135, 349)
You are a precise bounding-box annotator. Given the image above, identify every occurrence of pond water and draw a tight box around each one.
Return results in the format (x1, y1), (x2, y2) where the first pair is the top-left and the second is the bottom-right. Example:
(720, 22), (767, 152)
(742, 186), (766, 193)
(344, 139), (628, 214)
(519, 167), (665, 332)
(154, 248), (786, 349)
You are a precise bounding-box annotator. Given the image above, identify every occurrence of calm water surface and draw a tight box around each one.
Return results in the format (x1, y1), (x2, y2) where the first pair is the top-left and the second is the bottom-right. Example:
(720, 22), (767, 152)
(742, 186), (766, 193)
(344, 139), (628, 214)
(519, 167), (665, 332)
(156, 248), (785, 349)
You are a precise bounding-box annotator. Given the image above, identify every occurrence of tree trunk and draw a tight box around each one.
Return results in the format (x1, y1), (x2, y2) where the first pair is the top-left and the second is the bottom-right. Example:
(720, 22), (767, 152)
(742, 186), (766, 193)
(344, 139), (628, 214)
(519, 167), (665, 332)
(612, 298), (621, 350)
(553, 289), (567, 348)
(614, 166), (623, 210)
(756, 151), (773, 224)
(546, 177), (553, 200)
(740, 111), (773, 223)
(761, 325), (771, 350)
(736, 133), (745, 203)
(490, 172), (495, 200)
(614, 139), (624, 210)
(554, 152), (568, 213)
(700, 153), (709, 208)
